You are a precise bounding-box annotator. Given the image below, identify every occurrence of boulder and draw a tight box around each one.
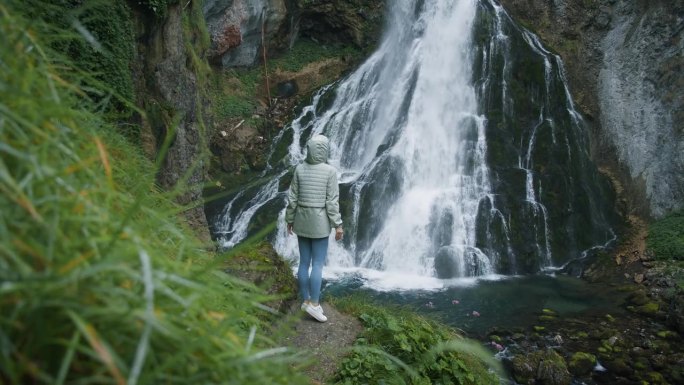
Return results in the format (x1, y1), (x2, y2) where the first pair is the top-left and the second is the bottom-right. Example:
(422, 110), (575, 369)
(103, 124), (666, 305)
(511, 349), (571, 385)
(568, 352), (597, 376)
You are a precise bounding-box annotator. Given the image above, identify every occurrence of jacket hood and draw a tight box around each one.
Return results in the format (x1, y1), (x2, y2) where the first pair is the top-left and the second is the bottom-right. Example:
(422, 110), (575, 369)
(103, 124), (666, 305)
(305, 135), (329, 165)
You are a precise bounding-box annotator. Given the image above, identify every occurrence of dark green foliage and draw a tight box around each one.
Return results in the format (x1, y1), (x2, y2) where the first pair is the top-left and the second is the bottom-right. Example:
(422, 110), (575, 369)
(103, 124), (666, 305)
(135, 0), (179, 18)
(333, 298), (501, 385)
(648, 211), (684, 260)
(20, 0), (135, 118)
(275, 39), (363, 73)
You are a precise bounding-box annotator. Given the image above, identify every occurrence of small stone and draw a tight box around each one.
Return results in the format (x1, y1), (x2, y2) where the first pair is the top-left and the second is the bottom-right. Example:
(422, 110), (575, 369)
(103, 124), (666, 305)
(553, 334), (563, 345)
(634, 273), (645, 284)
(650, 354), (667, 370)
(512, 333), (526, 340)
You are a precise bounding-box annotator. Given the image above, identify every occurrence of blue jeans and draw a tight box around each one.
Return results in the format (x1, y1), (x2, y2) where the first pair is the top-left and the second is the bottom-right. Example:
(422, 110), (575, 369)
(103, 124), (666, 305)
(297, 236), (329, 304)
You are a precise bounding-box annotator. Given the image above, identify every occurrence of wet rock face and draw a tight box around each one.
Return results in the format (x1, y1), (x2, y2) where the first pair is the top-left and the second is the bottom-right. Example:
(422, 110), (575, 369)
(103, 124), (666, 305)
(597, 0), (684, 218)
(203, 0), (385, 67)
(498, 0), (684, 218)
(132, 4), (210, 239)
(293, 0), (385, 49)
(203, 0), (287, 66)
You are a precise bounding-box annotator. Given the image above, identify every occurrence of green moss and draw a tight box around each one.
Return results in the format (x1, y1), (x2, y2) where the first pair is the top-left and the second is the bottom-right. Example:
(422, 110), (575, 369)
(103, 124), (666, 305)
(647, 210), (684, 260)
(568, 352), (596, 376)
(512, 349), (571, 385)
(271, 39), (362, 73)
(656, 330), (677, 339)
(630, 302), (660, 316)
(573, 331), (589, 339)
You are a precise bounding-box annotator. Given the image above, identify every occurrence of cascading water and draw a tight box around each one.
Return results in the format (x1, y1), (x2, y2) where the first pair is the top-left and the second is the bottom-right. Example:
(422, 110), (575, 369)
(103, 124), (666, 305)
(208, 0), (618, 289)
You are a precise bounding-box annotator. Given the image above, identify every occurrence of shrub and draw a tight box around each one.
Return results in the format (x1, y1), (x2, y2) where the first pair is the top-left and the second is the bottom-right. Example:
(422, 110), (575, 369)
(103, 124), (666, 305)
(333, 297), (502, 385)
(647, 211), (684, 260)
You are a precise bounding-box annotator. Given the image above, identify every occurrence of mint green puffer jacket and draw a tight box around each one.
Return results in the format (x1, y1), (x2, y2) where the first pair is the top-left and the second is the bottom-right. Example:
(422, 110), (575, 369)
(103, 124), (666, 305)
(285, 135), (343, 238)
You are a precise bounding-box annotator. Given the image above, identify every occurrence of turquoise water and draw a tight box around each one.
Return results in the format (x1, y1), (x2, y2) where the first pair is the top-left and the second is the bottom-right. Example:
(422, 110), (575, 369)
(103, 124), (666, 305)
(324, 274), (627, 337)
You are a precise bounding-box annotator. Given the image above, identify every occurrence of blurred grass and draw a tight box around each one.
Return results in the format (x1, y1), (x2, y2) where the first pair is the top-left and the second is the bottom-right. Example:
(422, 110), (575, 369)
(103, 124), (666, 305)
(0, 2), (308, 384)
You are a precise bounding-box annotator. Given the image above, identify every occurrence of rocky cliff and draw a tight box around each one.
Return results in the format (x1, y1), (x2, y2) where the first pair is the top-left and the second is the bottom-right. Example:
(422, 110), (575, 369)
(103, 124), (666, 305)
(130, 1), (211, 239)
(499, 0), (683, 219)
(203, 0), (385, 67)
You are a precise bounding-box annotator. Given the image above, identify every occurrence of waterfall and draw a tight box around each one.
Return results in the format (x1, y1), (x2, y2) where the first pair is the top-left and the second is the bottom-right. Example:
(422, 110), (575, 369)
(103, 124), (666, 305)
(209, 0), (617, 289)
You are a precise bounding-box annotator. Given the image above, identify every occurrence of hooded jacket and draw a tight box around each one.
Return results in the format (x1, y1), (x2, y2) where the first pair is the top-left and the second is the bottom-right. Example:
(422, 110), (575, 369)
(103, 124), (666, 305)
(285, 135), (343, 238)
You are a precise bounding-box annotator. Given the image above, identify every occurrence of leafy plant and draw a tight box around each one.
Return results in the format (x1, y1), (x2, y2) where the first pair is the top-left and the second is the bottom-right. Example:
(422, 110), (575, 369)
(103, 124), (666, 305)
(647, 210), (684, 260)
(333, 297), (502, 385)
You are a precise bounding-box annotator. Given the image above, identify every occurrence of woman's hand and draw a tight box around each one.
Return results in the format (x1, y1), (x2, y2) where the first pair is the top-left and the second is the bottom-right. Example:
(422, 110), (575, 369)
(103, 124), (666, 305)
(287, 223), (293, 235)
(335, 226), (343, 241)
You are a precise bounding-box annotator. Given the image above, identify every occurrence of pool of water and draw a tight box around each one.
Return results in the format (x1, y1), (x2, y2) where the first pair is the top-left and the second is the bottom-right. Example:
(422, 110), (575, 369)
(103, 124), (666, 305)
(324, 272), (628, 338)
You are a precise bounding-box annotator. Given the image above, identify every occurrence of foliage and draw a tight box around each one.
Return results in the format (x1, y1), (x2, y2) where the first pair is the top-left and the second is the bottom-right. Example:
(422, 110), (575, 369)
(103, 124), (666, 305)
(0, 4), (308, 384)
(273, 39), (362, 73)
(209, 39), (361, 122)
(332, 297), (502, 385)
(647, 210), (684, 260)
(136, 0), (179, 18)
(19, 0), (135, 118)
(216, 93), (259, 120)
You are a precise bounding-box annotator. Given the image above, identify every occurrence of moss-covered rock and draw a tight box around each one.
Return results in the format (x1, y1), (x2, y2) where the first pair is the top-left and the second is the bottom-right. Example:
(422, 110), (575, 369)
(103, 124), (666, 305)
(511, 349), (571, 385)
(633, 302), (660, 316)
(602, 356), (633, 377)
(223, 241), (297, 314)
(568, 352), (597, 376)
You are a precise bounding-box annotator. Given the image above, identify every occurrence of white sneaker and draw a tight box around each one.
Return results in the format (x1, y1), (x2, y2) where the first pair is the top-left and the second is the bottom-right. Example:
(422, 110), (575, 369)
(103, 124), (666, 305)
(300, 302), (309, 311)
(305, 304), (327, 322)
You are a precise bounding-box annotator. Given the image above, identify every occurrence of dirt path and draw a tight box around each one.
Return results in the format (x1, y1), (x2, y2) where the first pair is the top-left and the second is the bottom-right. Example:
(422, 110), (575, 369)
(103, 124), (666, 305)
(276, 302), (363, 384)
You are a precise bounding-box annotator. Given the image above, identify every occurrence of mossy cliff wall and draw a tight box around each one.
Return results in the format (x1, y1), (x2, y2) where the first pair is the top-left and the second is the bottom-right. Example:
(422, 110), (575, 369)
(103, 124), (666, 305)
(19, 0), (214, 239)
(498, 0), (683, 220)
(129, 1), (212, 239)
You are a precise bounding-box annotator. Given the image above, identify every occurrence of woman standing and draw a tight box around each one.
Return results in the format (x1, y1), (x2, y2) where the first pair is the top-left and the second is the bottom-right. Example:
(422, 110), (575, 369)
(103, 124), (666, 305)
(286, 135), (343, 323)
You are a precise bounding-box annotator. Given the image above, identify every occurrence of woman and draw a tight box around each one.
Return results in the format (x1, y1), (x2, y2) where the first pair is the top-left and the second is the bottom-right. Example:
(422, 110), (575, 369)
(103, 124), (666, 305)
(286, 134), (343, 323)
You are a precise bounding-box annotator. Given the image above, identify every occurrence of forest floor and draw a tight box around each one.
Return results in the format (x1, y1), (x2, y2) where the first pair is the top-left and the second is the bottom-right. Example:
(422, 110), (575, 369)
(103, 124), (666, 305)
(276, 302), (363, 385)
